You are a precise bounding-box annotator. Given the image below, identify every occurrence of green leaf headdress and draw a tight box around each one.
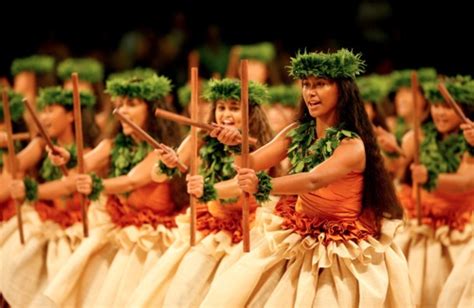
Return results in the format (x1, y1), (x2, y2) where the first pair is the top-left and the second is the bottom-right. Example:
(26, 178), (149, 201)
(57, 58), (104, 83)
(11, 55), (55, 76)
(105, 74), (172, 102)
(37, 86), (96, 110)
(0, 88), (25, 122)
(238, 42), (276, 63)
(288, 48), (366, 80)
(202, 78), (268, 106)
(423, 75), (474, 106)
(389, 68), (437, 93)
(267, 85), (301, 107)
(357, 74), (390, 104)
(107, 67), (157, 81)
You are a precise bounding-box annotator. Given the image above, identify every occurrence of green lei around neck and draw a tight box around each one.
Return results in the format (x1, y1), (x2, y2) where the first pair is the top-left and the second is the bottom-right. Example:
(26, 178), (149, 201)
(39, 143), (77, 182)
(198, 135), (241, 203)
(109, 133), (152, 178)
(199, 135), (238, 182)
(287, 120), (357, 174)
(394, 117), (409, 144)
(420, 122), (467, 191)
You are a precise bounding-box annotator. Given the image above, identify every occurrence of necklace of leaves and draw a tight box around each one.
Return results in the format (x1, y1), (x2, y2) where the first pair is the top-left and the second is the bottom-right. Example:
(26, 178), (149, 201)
(198, 135), (242, 203)
(420, 121), (466, 191)
(109, 133), (152, 178)
(40, 143), (77, 182)
(287, 120), (357, 174)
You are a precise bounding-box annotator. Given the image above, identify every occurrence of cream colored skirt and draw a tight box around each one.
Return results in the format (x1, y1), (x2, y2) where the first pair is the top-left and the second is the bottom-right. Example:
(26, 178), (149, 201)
(39, 195), (178, 308)
(201, 207), (413, 308)
(39, 196), (116, 307)
(395, 220), (473, 307)
(128, 198), (277, 308)
(0, 204), (84, 307)
(437, 239), (474, 308)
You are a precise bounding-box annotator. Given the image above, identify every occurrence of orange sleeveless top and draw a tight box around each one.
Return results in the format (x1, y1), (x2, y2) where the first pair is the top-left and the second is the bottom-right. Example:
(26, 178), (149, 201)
(196, 195), (258, 244)
(106, 182), (177, 229)
(275, 171), (378, 245)
(398, 184), (474, 230)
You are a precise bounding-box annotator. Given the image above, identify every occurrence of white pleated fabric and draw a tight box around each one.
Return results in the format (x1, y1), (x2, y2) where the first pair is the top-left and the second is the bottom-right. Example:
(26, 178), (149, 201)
(201, 207), (413, 308)
(395, 220), (473, 307)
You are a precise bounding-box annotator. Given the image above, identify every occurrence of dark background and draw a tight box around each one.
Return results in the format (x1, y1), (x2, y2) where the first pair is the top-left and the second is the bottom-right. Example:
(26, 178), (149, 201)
(1, 0), (472, 84)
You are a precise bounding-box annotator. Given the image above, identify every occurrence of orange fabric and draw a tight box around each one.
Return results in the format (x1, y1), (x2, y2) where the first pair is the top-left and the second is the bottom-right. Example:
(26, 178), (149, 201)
(299, 171), (364, 220)
(398, 184), (474, 230)
(196, 195), (258, 244)
(34, 193), (90, 228)
(127, 181), (175, 213)
(0, 198), (16, 222)
(274, 172), (378, 245)
(106, 182), (177, 229)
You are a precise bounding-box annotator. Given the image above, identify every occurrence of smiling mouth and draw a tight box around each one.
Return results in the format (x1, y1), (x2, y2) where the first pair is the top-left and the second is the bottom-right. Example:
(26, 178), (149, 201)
(222, 119), (235, 126)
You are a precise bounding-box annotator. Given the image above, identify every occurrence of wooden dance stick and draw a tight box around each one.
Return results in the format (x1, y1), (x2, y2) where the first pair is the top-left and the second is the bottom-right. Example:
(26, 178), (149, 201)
(411, 72), (422, 225)
(154, 108), (258, 146)
(23, 98), (69, 176)
(72, 73), (89, 237)
(113, 109), (188, 174)
(241, 60), (250, 252)
(2, 89), (24, 244)
(438, 83), (472, 124)
(190, 67), (199, 246)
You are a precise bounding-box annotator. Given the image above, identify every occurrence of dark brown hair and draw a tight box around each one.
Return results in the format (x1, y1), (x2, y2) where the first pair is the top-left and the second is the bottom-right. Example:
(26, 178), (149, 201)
(207, 100), (273, 149)
(297, 78), (403, 226)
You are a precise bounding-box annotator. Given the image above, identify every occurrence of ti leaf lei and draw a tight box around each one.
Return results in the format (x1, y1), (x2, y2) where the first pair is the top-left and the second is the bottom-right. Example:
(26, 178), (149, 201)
(198, 135), (238, 203)
(420, 122), (467, 191)
(39, 144), (77, 181)
(287, 120), (357, 174)
(109, 133), (152, 178)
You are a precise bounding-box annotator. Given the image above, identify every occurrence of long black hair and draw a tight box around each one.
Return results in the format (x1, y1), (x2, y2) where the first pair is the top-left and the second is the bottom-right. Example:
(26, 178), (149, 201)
(297, 78), (403, 225)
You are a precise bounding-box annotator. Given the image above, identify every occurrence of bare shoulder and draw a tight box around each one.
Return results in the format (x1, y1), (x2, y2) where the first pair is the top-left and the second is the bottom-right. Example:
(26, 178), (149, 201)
(340, 137), (365, 154)
(337, 137), (365, 171)
(272, 122), (300, 146)
(277, 122), (299, 139)
(33, 136), (47, 148)
(94, 138), (113, 153)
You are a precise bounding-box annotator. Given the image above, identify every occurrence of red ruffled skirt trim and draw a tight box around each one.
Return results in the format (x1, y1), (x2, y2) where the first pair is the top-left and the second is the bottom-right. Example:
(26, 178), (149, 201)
(398, 185), (472, 231)
(196, 202), (256, 244)
(0, 198), (16, 222)
(105, 195), (178, 229)
(34, 193), (90, 228)
(274, 195), (377, 245)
